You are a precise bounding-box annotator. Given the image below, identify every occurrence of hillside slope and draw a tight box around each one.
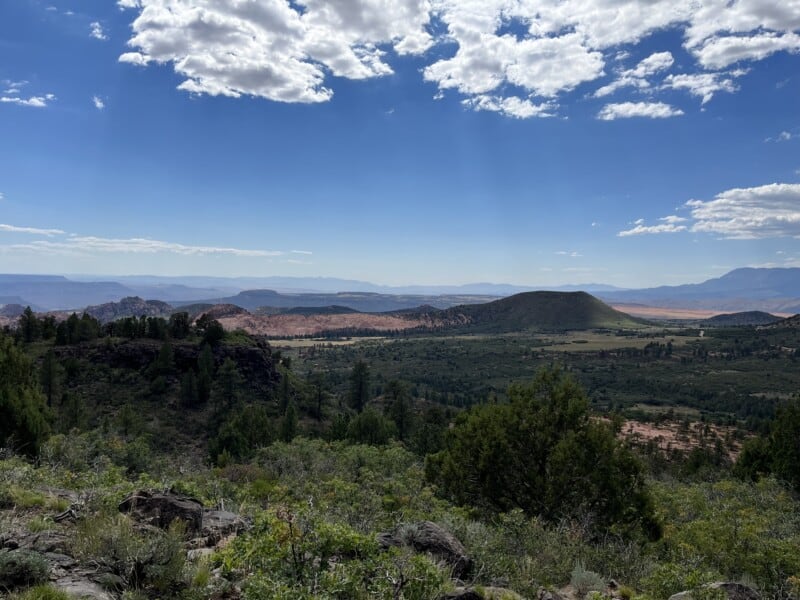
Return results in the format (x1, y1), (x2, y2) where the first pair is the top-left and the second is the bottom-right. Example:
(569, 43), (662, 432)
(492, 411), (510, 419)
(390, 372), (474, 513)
(701, 311), (782, 327)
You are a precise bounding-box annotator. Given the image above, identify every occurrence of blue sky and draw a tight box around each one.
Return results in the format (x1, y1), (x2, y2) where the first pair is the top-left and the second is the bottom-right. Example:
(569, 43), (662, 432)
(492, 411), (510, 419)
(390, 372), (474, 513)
(1, 0), (799, 288)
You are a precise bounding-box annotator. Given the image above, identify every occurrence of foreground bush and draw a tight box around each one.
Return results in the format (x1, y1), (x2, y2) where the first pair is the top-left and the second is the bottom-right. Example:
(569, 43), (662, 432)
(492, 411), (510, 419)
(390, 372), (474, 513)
(0, 550), (49, 590)
(426, 368), (659, 538)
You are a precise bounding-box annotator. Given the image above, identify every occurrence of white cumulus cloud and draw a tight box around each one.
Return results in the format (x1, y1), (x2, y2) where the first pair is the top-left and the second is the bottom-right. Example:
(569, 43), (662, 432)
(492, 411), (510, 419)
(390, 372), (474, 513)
(114, 0), (800, 118)
(687, 183), (800, 239)
(691, 32), (800, 70)
(92, 96), (105, 110)
(597, 102), (683, 120)
(117, 0), (432, 104)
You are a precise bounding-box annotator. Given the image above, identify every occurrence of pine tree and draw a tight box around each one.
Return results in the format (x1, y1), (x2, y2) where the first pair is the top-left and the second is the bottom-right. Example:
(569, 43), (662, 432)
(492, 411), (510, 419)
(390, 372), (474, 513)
(280, 401), (298, 442)
(180, 370), (200, 408)
(386, 380), (413, 441)
(197, 344), (215, 404)
(39, 349), (63, 408)
(0, 333), (50, 455)
(348, 360), (370, 413)
(18, 307), (40, 343)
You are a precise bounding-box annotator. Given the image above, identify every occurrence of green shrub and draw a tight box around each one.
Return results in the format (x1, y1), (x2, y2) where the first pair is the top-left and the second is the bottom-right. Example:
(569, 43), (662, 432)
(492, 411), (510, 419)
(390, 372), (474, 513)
(0, 549), (49, 590)
(652, 478), (800, 591)
(27, 516), (56, 533)
(346, 408), (396, 445)
(641, 563), (722, 600)
(571, 560), (606, 598)
(0, 486), (45, 509)
(9, 584), (72, 600)
(71, 513), (187, 595)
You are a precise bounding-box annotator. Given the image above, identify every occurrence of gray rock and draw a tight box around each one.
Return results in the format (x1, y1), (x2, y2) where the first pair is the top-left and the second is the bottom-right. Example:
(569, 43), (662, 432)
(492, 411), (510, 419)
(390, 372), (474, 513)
(538, 589), (564, 600)
(379, 521), (472, 579)
(43, 552), (77, 569)
(669, 582), (759, 600)
(23, 531), (69, 554)
(119, 490), (203, 534)
(201, 509), (249, 542)
(54, 575), (115, 600)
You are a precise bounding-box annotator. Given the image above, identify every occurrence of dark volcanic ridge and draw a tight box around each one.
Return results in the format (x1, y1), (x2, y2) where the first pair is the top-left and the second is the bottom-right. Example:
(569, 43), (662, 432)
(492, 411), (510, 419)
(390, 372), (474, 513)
(438, 291), (648, 333)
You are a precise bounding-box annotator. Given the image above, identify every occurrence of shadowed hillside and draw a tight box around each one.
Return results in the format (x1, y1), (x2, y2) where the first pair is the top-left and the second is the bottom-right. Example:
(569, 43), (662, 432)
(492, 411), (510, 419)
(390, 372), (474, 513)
(701, 311), (782, 327)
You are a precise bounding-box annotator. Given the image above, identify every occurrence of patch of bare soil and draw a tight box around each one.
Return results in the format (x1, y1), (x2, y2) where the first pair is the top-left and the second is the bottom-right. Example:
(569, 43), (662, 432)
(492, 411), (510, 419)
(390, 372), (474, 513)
(611, 304), (723, 320)
(218, 312), (439, 337)
(619, 419), (743, 459)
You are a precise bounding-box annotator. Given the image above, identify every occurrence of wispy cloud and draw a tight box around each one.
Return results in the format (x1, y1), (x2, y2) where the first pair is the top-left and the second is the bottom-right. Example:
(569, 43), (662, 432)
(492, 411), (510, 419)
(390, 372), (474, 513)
(92, 96), (105, 110)
(90, 22), (108, 40)
(0, 223), (65, 236)
(618, 216), (688, 236)
(60, 236), (283, 256)
(594, 51), (674, 98)
(662, 71), (743, 104)
(0, 221), (296, 257)
(597, 102), (684, 121)
(0, 94), (55, 108)
(555, 250), (582, 257)
(2, 80), (28, 95)
(764, 130), (798, 143)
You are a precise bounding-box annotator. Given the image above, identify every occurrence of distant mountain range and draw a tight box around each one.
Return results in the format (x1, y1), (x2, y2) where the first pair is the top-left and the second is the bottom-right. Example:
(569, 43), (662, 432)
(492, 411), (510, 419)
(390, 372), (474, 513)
(597, 268), (800, 314)
(172, 289), (500, 313)
(1, 268), (799, 315)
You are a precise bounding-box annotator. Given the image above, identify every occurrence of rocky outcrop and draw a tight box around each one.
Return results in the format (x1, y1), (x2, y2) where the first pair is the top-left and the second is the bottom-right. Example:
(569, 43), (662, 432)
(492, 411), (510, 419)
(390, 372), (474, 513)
(119, 490), (204, 535)
(83, 296), (174, 324)
(378, 521), (473, 579)
(119, 490), (251, 548)
(669, 582), (760, 600)
(444, 587), (526, 600)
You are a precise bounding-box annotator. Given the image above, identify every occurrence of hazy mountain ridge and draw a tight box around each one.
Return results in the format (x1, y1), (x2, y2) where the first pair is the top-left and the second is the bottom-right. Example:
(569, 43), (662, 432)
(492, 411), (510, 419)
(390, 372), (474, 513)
(174, 289), (501, 313)
(598, 268), (800, 313)
(3, 267), (800, 314)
